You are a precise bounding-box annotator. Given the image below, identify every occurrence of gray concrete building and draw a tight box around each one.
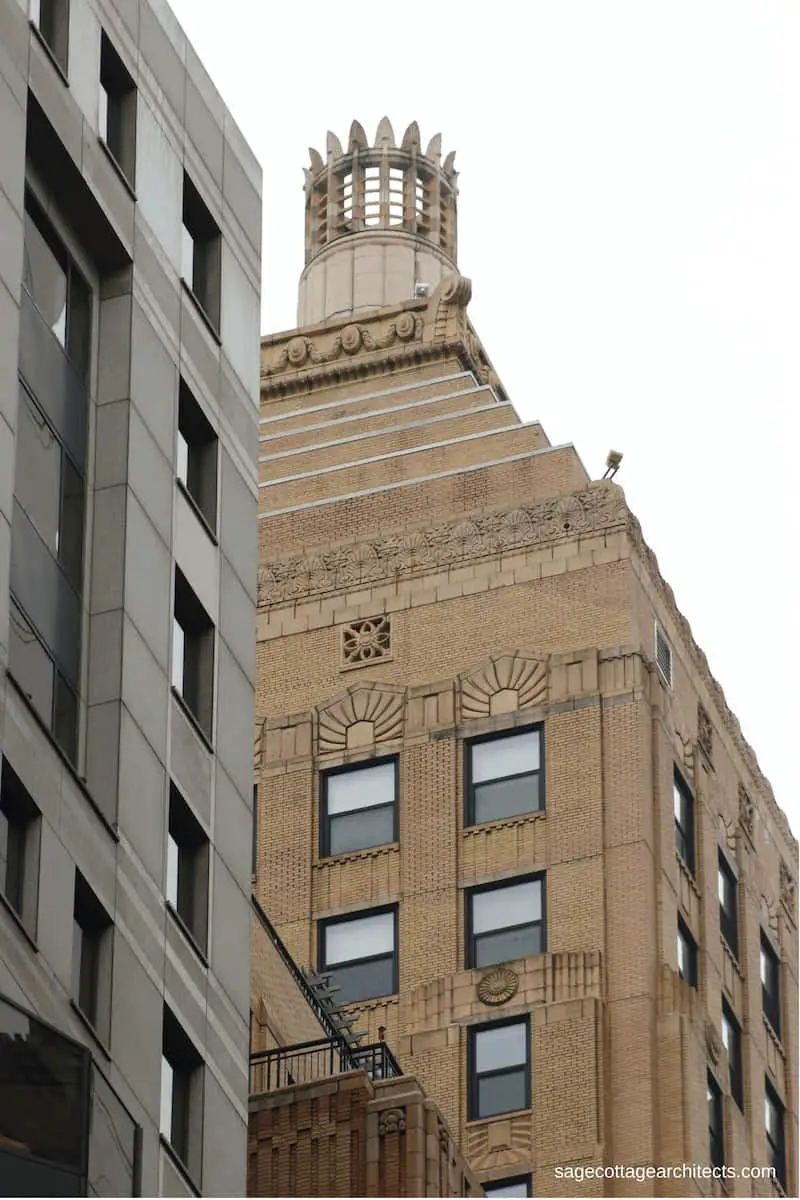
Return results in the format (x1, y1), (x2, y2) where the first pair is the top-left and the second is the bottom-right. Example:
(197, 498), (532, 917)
(0, 0), (261, 1194)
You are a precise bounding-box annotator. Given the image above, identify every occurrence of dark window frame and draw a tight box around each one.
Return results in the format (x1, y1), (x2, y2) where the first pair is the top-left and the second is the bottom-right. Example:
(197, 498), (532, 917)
(320, 755), (399, 859)
(765, 1079), (787, 1192)
(99, 31), (137, 186)
(182, 173), (221, 333)
(318, 904), (398, 1004)
(707, 1071), (724, 1170)
(467, 1016), (531, 1123)
(32, 0), (70, 75)
(673, 767), (695, 875)
(465, 873), (546, 970)
(172, 568), (215, 742)
(760, 933), (781, 1039)
(464, 724), (545, 829)
(23, 190), (92, 380)
(72, 871), (112, 1033)
(718, 850), (738, 959)
(166, 784), (209, 956)
(177, 380), (218, 534)
(161, 1006), (203, 1179)
(483, 1174), (532, 1198)
(0, 758), (41, 933)
(720, 1000), (743, 1111)
(677, 916), (698, 989)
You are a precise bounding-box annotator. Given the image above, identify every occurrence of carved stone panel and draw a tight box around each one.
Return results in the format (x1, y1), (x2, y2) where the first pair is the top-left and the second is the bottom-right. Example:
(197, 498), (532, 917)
(317, 685), (404, 754)
(460, 653), (547, 721)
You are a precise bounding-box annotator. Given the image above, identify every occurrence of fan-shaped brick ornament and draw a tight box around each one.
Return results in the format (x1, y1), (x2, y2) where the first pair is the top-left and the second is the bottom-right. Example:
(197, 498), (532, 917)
(460, 653), (547, 720)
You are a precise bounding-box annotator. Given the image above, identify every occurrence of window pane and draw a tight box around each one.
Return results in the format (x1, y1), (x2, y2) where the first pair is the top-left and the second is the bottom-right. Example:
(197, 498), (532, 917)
(718, 867), (727, 906)
(329, 806), (395, 855)
(160, 1056), (173, 1139)
(677, 931), (687, 975)
(474, 775), (542, 823)
(328, 955), (394, 1004)
(673, 782), (683, 822)
(325, 911), (394, 964)
(327, 762), (395, 815)
(59, 456), (85, 591)
(721, 1013), (731, 1052)
(166, 834), (179, 908)
(53, 673), (78, 764)
(9, 599), (54, 724)
(23, 208), (68, 346)
(475, 1023), (527, 1072)
(172, 619), (185, 691)
(181, 226), (194, 287)
(475, 924), (543, 968)
(477, 1069), (527, 1119)
(472, 732), (539, 784)
(472, 881), (541, 934)
(484, 1180), (530, 1197)
(16, 388), (62, 560)
(177, 430), (189, 486)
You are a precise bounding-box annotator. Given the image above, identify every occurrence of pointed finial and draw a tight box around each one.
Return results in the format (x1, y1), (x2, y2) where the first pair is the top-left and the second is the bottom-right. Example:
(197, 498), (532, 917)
(348, 120), (368, 151)
(375, 116), (396, 148)
(443, 149), (457, 177)
(326, 130), (343, 161)
(308, 147), (324, 176)
(401, 121), (421, 152)
(425, 132), (442, 162)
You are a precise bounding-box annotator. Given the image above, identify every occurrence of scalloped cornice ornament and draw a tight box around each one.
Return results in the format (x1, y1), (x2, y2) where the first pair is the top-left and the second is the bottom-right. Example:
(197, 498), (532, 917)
(263, 313), (422, 378)
(317, 684), (405, 755)
(460, 653), (548, 720)
(258, 485), (626, 608)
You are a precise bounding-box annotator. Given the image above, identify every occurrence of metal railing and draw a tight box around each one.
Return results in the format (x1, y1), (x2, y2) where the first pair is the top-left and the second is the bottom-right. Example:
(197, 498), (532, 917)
(250, 1036), (403, 1095)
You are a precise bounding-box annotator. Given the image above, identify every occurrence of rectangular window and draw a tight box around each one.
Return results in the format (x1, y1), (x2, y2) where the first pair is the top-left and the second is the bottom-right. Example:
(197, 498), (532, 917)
(23, 193), (91, 378)
(166, 784), (209, 954)
(655, 622), (672, 686)
(466, 876), (545, 969)
(677, 917), (698, 989)
(172, 569), (214, 741)
(0, 759), (40, 931)
(760, 935), (780, 1038)
(765, 1081), (787, 1192)
(72, 871), (111, 1033)
(468, 1019), (530, 1122)
(466, 727), (543, 827)
(161, 1007), (202, 1176)
(31, 0), (69, 74)
(321, 758), (398, 857)
(673, 768), (695, 875)
(483, 1176), (532, 1198)
(721, 1001), (743, 1111)
(182, 174), (221, 332)
(707, 1072), (724, 1170)
(319, 907), (397, 1004)
(99, 32), (136, 185)
(177, 381), (218, 529)
(718, 852), (738, 959)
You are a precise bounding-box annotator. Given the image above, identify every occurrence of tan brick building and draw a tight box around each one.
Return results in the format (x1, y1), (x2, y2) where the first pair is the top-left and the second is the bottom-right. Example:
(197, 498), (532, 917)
(251, 120), (798, 1197)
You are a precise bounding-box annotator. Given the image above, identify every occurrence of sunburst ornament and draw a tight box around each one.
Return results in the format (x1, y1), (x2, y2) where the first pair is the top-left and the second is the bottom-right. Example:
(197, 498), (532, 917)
(477, 966), (519, 1006)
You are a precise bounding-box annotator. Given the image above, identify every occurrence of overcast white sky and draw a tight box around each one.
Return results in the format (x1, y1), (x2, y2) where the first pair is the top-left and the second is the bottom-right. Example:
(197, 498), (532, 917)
(170, 0), (798, 837)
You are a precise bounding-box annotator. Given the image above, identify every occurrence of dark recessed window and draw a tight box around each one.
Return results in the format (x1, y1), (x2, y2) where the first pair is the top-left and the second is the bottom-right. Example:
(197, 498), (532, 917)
(72, 871), (112, 1033)
(765, 1080), (787, 1192)
(0, 759), (40, 929)
(760, 935), (780, 1038)
(161, 1007), (202, 1175)
(177, 381), (218, 529)
(655, 623), (672, 686)
(483, 1175), (532, 1198)
(468, 1018), (530, 1121)
(166, 784), (209, 953)
(182, 174), (221, 331)
(707, 1072), (724, 1170)
(673, 768), (695, 875)
(721, 1001), (743, 1111)
(319, 907), (397, 1004)
(466, 876), (545, 969)
(23, 193), (91, 378)
(677, 917), (698, 989)
(99, 32), (136, 184)
(172, 569), (214, 740)
(718, 852), (738, 959)
(321, 758), (398, 857)
(466, 727), (543, 827)
(31, 0), (69, 73)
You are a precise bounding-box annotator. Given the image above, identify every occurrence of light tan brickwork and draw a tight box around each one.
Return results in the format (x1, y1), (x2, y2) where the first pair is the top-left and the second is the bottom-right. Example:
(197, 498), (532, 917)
(252, 121), (798, 1198)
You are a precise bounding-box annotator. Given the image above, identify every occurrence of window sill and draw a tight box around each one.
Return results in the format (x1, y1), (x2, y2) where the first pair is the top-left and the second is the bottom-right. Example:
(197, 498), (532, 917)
(6, 670), (120, 844)
(463, 809), (545, 836)
(166, 901), (209, 968)
(176, 478), (218, 546)
(465, 1106), (531, 1128)
(763, 1015), (785, 1058)
(170, 686), (214, 753)
(676, 853), (700, 897)
(720, 937), (744, 980)
(318, 841), (399, 866)
(0, 890), (39, 953)
(97, 137), (137, 200)
(69, 998), (111, 1059)
(181, 279), (221, 345)
(158, 1134), (200, 1197)
(30, 21), (69, 86)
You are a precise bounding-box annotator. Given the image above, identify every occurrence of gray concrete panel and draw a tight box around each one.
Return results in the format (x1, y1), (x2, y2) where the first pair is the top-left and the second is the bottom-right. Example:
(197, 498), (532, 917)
(117, 704), (166, 887)
(0, 185), (23, 300)
(138, 0), (185, 124)
(214, 639), (253, 804)
(97, 292), (133, 405)
(94, 399), (130, 490)
(209, 852), (249, 1017)
(130, 296), (178, 457)
(201, 1067), (247, 1199)
(219, 554), (256, 681)
(0, 69), (25, 216)
(213, 763), (251, 900)
(219, 449), (256, 595)
(110, 934), (164, 1120)
(128, 396), (174, 548)
(35, 820), (74, 989)
(124, 491), (171, 668)
(121, 614), (168, 760)
(87, 607), (124, 706)
(84, 699), (121, 824)
(169, 691), (212, 829)
(89, 484), (127, 614)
